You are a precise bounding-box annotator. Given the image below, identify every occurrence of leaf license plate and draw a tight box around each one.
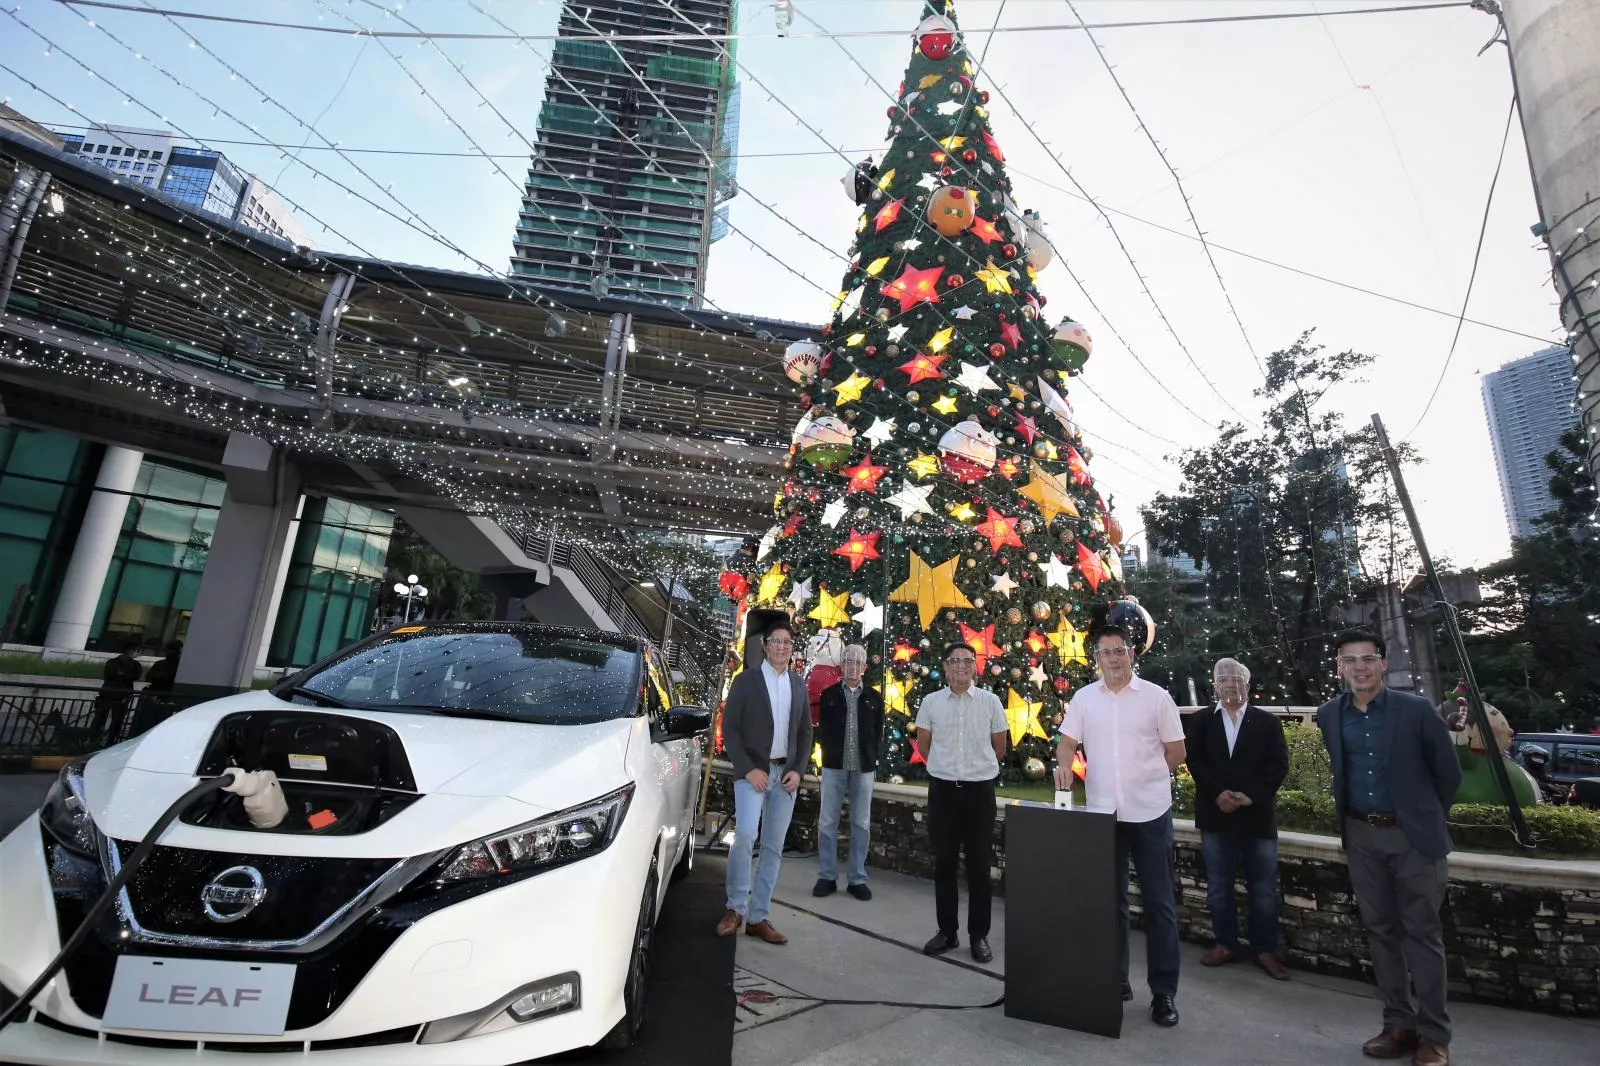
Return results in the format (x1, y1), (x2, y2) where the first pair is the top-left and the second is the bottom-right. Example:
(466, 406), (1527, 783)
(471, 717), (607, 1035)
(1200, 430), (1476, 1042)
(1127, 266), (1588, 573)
(101, 956), (295, 1035)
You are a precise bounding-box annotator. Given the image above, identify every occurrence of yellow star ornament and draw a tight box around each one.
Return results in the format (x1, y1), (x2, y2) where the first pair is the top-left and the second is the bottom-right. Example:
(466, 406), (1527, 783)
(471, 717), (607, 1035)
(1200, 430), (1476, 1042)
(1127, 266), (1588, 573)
(975, 258), (1013, 295)
(908, 452), (941, 479)
(927, 325), (955, 353)
(809, 587), (852, 628)
(756, 563), (786, 603)
(931, 394), (961, 416)
(1005, 688), (1049, 745)
(1018, 462), (1080, 524)
(890, 551), (974, 630)
(1049, 616), (1089, 665)
(832, 371), (872, 405)
(881, 674), (912, 715)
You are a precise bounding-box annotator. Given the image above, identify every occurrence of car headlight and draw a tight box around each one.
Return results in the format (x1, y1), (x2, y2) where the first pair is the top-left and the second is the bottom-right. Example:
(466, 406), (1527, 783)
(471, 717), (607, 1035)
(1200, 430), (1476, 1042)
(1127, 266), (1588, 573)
(39, 761), (97, 856)
(436, 784), (634, 884)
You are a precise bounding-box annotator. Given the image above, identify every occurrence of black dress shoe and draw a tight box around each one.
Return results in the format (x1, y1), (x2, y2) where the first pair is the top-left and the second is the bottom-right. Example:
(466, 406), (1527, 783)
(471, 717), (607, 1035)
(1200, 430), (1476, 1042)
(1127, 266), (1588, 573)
(846, 882), (872, 901)
(1121, 982), (1133, 1002)
(923, 931), (958, 955)
(970, 936), (993, 963)
(812, 878), (837, 897)
(1151, 994), (1179, 1027)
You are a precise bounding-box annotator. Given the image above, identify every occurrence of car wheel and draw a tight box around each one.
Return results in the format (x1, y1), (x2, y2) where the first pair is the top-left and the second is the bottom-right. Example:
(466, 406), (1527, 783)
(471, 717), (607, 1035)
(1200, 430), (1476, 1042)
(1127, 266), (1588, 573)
(600, 867), (656, 1051)
(671, 829), (693, 882)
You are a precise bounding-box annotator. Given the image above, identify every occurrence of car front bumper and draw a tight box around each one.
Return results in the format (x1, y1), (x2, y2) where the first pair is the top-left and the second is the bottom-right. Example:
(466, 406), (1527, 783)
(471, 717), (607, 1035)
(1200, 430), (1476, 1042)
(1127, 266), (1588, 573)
(0, 810), (652, 1065)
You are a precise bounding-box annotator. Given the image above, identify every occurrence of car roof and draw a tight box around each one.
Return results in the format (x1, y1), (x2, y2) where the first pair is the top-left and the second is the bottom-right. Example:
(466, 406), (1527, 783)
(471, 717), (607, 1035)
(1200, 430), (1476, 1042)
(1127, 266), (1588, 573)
(1515, 733), (1600, 743)
(383, 621), (651, 654)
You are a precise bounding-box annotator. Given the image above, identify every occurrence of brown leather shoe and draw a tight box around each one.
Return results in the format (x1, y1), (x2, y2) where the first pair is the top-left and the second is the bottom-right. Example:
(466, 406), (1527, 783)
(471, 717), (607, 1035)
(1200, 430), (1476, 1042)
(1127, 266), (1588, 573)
(1362, 1026), (1418, 1059)
(745, 919), (788, 945)
(1200, 945), (1240, 967)
(715, 909), (743, 937)
(1412, 1037), (1449, 1066)
(1256, 954), (1290, 981)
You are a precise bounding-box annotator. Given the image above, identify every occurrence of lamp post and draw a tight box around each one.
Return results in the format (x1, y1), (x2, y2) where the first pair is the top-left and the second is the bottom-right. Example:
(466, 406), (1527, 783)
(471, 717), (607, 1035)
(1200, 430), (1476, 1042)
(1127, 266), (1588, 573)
(393, 574), (428, 623)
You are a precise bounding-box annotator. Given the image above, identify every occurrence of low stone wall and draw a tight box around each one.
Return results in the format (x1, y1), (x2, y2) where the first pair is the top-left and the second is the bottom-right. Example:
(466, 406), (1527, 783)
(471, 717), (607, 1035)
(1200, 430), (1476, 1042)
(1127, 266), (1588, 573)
(706, 762), (1600, 1016)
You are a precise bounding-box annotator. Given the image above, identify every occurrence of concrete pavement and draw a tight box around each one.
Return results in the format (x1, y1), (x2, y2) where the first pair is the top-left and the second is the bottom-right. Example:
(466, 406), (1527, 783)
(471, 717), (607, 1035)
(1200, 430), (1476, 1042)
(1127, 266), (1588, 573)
(731, 843), (1600, 1065)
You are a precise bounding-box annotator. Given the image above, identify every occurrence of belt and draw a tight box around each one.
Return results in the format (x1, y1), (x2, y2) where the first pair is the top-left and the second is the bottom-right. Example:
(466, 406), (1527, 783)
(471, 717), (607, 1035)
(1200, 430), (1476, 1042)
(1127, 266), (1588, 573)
(933, 777), (996, 788)
(769, 757), (787, 766)
(1348, 810), (1399, 828)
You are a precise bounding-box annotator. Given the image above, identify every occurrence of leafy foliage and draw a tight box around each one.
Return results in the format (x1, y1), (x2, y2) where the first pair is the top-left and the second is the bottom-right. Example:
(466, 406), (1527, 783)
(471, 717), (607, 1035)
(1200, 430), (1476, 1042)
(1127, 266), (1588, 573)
(382, 522), (495, 624)
(1141, 332), (1417, 705)
(1449, 428), (1600, 729)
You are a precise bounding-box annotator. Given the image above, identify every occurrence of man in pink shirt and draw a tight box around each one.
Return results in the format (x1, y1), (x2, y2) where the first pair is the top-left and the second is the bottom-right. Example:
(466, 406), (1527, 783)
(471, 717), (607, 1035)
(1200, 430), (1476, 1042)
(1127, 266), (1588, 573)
(1054, 624), (1187, 1028)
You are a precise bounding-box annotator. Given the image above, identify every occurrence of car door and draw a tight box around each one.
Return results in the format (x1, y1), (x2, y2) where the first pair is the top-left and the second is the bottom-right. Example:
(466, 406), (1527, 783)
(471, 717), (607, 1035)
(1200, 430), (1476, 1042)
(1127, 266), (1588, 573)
(1551, 741), (1600, 786)
(644, 650), (696, 871)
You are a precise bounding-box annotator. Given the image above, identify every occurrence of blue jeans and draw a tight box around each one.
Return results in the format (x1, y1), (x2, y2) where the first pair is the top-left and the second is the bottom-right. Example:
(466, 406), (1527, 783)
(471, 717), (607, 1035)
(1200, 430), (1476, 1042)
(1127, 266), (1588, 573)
(1201, 830), (1280, 956)
(817, 768), (874, 885)
(1117, 810), (1180, 997)
(725, 763), (797, 924)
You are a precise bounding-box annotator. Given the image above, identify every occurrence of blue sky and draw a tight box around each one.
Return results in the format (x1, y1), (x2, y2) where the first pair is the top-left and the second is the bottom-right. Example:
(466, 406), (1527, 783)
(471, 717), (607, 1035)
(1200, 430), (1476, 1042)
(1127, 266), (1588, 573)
(1, 0), (1565, 568)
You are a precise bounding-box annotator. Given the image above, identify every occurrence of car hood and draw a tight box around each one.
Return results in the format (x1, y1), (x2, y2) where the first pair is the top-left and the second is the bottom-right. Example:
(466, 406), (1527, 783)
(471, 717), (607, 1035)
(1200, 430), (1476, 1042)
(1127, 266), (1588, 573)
(84, 692), (638, 857)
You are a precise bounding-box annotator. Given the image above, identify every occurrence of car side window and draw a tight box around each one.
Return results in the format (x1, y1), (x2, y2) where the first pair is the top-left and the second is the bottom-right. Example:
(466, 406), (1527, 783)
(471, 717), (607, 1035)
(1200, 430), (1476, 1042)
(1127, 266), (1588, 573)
(643, 652), (671, 726)
(1554, 743), (1600, 776)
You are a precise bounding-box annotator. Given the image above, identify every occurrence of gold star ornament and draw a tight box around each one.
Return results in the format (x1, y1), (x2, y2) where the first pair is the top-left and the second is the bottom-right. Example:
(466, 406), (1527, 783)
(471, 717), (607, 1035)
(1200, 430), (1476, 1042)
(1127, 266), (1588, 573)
(1005, 688), (1049, 745)
(1018, 462), (1080, 524)
(809, 587), (853, 628)
(890, 551), (974, 629)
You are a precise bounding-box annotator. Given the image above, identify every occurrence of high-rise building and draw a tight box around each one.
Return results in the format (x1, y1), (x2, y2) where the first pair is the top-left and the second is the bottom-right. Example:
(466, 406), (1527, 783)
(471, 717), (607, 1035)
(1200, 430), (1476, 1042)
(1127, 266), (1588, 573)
(1481, 345), (1579, 539)
(510, 0), (739, 305)
(159, 146), (248, 219)
(57, 124), (178, 190)
(235, 176), (314, 247)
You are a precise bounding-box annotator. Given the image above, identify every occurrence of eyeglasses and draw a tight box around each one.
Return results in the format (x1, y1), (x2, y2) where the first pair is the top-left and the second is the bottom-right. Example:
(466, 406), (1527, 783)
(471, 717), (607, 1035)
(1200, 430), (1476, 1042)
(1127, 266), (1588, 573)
(1337, 654), (1383, 666)
(945, 657), (977, 666)
(765, 639), (793, 647)
(843, 658), (868, 666)
(1094, 647), (1131, 659)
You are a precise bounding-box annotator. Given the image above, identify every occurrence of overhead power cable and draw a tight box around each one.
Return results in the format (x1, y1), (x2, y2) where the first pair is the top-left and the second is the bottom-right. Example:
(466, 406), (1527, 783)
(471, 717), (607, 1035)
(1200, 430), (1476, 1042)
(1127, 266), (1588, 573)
(51, 0), (1478, 42)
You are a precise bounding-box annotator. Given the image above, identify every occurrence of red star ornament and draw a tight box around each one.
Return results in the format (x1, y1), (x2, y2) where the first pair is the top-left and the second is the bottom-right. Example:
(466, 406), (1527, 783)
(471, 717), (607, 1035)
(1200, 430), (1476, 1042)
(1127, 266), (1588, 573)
(892, 641), (921, 663)
(910, 737), (927, 766)
(958, 622), (1000, 674)
(782, 511), (805, 537)
(842, 453), (890, 494)
(898, 352), (946, 383)
(1066, 446), (1092, 485)
(832, 528), (883, 571)
(983, 131), (1006, 163)
(1026, 631), (1048, 654)
(974, 506), (1023, 553)
(873, 198), (904, 232)
(968, 215), (1002, 244)
(881, 263), (945, 313)
(1076, 541), (1111, 592)
(996, 456), (1022, 480)
(999, 318), (1023, 350)
(1015, 414), (1038, 446)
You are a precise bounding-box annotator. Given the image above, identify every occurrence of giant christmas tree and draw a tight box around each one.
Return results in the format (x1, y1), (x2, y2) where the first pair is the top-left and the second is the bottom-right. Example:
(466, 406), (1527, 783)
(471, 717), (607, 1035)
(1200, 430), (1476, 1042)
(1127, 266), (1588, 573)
(742, 0), (1137, 781)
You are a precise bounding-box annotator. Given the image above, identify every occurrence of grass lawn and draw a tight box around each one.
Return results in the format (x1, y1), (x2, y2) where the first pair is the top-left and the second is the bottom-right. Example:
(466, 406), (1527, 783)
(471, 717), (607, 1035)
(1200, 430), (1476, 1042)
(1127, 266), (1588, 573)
(0, 653), (105, 680)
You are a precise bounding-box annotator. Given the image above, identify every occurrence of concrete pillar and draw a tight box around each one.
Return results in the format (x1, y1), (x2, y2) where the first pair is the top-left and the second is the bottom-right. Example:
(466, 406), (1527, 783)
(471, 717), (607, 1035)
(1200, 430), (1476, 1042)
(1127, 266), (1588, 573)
(43, 445), (144, 651)
(256, 496), (305, 669)
(1500, 0), (1600, 486)
(177, 434), (300, 689)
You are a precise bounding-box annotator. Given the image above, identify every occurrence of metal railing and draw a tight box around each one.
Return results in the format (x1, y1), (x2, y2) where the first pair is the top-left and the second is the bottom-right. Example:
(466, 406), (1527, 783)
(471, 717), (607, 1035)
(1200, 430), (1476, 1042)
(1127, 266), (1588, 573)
(0, 685), (244, 757)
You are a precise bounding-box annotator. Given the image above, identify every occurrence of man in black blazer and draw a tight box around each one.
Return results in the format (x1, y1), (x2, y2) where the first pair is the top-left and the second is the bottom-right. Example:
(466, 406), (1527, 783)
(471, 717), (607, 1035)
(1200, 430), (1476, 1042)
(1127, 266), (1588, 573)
(813, 643), (884, 900)
(717, 619), (813, 945)
(1186, 657), (1290, 980)
(1317, 630), (1461, 1066)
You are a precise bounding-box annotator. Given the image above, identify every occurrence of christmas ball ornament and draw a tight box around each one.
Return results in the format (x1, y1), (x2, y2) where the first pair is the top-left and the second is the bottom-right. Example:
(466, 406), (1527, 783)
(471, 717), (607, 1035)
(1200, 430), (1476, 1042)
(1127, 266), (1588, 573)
(841, 158), (880, 205)
(926, 185), (976, 237)
(1023, 757), (1047, 781)
(718, 570), (749, 601)
(978, 89), (991, 104)
(937, 419), (999, 483)
(915, 13), (957, 60)
(1106, 513), (1125, 548)
(1050, 318), (1093, 372)
(946, 274), (964, 288)
(1001, 242), (1017, 260)
(797, 413), (856, 470)
(1024, 210), (1053, 271)
(961, 148), (978, 163)
(1006, 607), (1023, 624)
(1107, 599), (1156, 654)
(988, 342), (1006, 359)
(783, 339), (826, 385)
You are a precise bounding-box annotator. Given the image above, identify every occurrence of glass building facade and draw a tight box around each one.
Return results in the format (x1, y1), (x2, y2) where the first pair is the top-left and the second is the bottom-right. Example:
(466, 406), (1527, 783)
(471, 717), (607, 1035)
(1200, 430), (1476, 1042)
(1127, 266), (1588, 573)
(0, 428), (98, 643)
(0, 426), (394, 669)
(267, 499), (395, 668)
(159, 147), (247, 220)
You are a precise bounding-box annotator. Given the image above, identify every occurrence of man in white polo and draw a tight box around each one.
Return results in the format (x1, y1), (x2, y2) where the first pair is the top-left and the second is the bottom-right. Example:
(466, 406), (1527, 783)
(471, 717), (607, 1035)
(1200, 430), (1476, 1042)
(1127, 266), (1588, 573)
(1055, 623), (1186, 1028)
(915, 642), (1009, 964)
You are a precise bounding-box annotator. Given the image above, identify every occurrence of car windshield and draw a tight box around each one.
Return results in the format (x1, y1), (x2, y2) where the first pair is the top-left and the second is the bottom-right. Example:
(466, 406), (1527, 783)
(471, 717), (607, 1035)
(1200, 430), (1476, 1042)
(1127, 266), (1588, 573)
(289, 629), (642, 725)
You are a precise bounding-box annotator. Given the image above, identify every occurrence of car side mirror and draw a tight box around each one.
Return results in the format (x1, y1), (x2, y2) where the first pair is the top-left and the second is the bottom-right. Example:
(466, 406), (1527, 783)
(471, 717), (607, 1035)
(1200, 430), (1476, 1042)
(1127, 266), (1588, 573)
(665, 705), (711, 737)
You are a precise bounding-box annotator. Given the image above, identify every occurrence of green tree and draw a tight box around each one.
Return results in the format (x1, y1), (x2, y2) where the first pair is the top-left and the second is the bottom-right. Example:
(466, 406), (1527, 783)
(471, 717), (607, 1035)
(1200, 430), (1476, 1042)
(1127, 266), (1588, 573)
(1123, 559), (1218, 707)
(1450, 428), (1600, 729)
(757, 1), (1127, 781)
(1141, 332), (1416, 705)
(382, 522), (495, 624)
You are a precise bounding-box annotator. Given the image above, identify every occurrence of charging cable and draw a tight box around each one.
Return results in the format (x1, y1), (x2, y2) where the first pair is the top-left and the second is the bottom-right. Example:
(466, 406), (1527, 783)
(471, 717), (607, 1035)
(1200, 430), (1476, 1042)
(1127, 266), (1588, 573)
(0, 771), (243, 1031)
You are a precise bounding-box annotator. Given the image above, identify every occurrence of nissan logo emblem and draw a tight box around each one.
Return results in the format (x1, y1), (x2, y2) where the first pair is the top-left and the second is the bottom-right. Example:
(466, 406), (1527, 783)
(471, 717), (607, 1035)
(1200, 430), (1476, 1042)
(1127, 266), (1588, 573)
(201, 866), (267, 923)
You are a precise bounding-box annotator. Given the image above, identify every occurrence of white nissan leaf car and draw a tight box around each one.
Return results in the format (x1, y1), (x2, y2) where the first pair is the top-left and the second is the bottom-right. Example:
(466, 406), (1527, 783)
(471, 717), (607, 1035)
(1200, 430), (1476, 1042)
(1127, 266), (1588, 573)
(0, 622), (707, 1064)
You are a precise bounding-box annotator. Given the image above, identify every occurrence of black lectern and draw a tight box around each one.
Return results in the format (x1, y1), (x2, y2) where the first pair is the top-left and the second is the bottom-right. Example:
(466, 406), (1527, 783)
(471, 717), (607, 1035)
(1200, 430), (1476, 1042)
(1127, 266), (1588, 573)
(1003, 801), (1122, 1038)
